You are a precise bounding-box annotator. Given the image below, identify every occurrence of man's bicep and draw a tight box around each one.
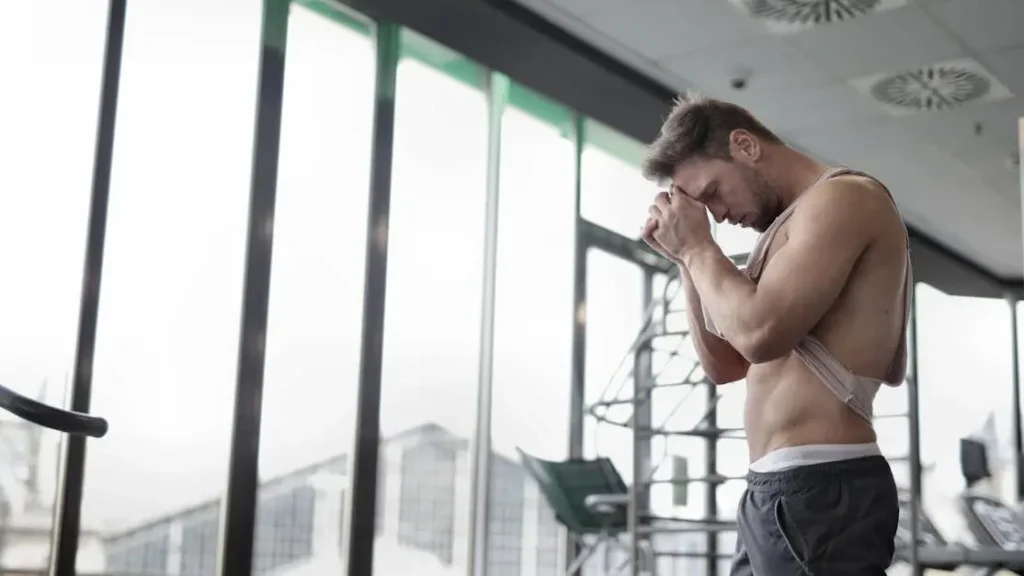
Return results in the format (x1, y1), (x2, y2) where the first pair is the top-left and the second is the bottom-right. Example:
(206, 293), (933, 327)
(753, 185), (876, 344)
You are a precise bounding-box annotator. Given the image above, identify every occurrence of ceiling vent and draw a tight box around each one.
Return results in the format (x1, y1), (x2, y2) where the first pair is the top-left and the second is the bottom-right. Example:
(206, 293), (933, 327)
(729, 0), (907, 34)
(850, 58), (1013, 115)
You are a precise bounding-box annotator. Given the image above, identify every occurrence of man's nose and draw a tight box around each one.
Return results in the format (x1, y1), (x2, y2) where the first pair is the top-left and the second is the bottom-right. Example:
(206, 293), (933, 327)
(710, 209), (726, 224)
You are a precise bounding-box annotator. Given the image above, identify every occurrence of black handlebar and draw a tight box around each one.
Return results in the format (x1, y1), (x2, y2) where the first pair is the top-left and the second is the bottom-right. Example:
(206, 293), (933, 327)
(0, 383), (108, 438)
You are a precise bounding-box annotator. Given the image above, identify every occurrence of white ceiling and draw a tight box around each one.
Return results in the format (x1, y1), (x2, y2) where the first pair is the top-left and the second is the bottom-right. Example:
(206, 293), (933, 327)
(513, 0), (1024, 279)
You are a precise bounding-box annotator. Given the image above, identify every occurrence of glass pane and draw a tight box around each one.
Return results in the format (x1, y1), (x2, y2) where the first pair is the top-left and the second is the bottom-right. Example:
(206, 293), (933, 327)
(580, 249), (644, 575)
(488, 88), (575, 576)
(874, 416), (910, 459)
(874, 380), (909, 418)
(650, 334), (709, 522)
(716, 437), (750, 480)
(916, 282), (1014, 536)
(251, 5), (374, 574)
(81, 1), (262, 574)
(874, 300), (910, 470)
(580, 120), (660, 240)
(0, 3), (107, 573)
(715, 222), (759, 257)
(583, 250), (645, 479)
(373, 31), (487, 575)
(716, 475), (748, 523)
(715, 382), (746, 432)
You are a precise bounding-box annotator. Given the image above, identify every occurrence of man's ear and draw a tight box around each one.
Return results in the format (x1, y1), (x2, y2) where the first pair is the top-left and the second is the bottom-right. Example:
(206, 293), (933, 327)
(729, 129), (761, 163)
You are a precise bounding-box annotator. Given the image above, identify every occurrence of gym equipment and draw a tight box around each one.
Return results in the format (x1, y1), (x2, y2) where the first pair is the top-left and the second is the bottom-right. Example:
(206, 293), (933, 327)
(517, 449), (736, 576)
(584, 258), (748, 575)
(893, 434), (1024, 574)
(894, 489), (1024, 573)
(962, 436), (992, 489)
(952, 435), (1024, 572)
(955, 493), (1024, 573)
(0, 383), (108, 437)
(897, 493), (1024, 573)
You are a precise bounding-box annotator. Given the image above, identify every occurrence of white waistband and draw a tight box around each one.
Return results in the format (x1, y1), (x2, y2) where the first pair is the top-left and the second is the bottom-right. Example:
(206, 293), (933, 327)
(749, 442), (881, 473)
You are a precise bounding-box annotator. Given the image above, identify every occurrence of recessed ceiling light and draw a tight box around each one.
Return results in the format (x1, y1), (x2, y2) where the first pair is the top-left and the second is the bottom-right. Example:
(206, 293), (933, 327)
(849, 58), (1013, 115)
(728, 0), (907, 34)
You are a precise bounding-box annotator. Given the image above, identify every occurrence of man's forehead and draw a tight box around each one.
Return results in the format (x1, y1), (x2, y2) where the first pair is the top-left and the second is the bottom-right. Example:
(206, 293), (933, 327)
(670, 163), (712, 197)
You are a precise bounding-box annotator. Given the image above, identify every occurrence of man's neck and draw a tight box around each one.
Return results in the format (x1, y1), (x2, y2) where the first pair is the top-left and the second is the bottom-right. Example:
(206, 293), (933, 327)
(768, 149), (829, 208)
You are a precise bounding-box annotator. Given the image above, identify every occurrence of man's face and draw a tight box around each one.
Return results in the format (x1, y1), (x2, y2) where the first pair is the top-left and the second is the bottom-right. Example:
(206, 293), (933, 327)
(670, 156), (782, 233)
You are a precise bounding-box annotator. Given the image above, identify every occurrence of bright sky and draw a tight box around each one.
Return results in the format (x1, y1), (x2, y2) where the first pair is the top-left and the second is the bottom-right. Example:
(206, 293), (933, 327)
(2, 0), (1020, 559)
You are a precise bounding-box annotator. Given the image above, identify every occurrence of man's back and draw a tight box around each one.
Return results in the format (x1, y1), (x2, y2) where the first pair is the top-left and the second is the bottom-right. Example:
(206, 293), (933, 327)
(744, 172), (910, 461)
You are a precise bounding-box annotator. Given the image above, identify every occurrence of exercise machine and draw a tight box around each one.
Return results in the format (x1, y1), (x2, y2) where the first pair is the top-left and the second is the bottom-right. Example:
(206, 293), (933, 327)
(0, 383), (107, 437)
(897, 437), (1024, 574)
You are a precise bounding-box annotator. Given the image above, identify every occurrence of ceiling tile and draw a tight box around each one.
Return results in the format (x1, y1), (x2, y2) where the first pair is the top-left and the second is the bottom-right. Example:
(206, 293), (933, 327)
(726, 82), (889, 133)
(791, 121), (936, 185)
(981, 46), (1024, 97)
(960, 150), (1021, 206)
(890, 98), (1022, 205)
(895, 98), (1024, 159)
(786, 5), (965, 80)
(923, 0), (1024, 53)
(584, 0), (762, 59)
(659, 36), (836, 93)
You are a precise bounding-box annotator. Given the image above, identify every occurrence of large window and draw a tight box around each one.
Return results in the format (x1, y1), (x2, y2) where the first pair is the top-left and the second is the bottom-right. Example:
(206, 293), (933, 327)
(253, 3), (374, 572)
(916, 283), (1015, 537)
(488, 83), (576, 576)
(580, 121), (660, 239)
(872, 309), (913, 490)
(648, 274), (712, 575)
(579, 248), (646, 574)
(0, 2), (108, 573)
(583, 251), (646, 479)
(581, 121), (732, 574)
(714, 222), (759, 257)
(580, 123), (657, 479)
(373, 30), (488, 575)
(79, 1), (262, 574)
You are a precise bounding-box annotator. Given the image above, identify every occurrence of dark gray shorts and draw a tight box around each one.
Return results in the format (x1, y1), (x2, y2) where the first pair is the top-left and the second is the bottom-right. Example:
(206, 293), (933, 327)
(730, 455), (899, 576)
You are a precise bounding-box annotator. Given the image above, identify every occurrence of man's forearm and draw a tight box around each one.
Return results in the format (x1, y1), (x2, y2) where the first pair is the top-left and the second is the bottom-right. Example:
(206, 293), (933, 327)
(679, 265), (749, 383)
(681, 267), (713, 339)
(681, 242), (761, 358)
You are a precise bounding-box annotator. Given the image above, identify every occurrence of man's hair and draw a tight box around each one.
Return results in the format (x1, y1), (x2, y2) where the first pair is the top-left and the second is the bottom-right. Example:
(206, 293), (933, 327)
(641, 93), (783, 183)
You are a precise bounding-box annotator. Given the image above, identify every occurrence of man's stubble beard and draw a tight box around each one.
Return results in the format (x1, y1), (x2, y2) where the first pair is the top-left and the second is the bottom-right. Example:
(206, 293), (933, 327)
(747, 169), (785, 233)
(752, 194), (784, 232)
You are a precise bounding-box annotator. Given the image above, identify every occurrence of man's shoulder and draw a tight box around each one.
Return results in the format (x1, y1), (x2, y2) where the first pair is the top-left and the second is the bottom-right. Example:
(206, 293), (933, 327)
(796, 172), (901, 227)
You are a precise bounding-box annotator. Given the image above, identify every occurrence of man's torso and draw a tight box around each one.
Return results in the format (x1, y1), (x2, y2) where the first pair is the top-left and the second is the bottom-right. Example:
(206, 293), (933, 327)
(743, 173), (909, 462)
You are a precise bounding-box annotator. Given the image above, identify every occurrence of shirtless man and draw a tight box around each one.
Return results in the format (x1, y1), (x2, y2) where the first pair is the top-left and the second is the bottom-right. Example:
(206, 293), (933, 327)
(641, 94), (908, 575)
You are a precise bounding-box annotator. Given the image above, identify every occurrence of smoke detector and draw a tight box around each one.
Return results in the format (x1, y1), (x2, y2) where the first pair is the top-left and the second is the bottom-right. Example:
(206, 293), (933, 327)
(850, 58), (1013, 115)
(729, 0), (908, 34)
